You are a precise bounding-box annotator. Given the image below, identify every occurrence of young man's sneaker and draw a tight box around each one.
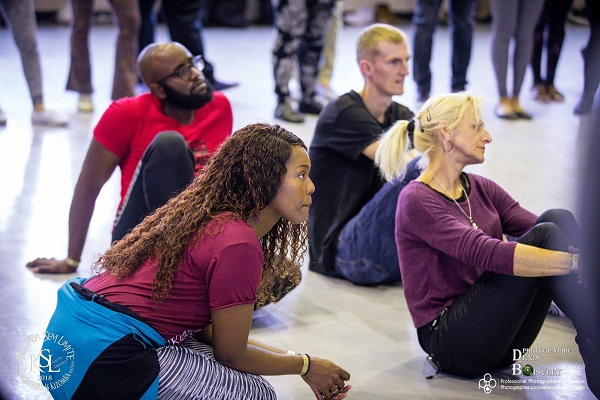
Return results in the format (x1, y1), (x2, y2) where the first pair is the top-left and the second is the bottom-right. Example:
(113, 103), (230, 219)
(316, 83), (338, 102)
(32, 109), (69, 127)
(78, 94), (94, 112)
(298, 99), (323, 115)
(0, 108), (7, 126)
(275, 102), (304, 123)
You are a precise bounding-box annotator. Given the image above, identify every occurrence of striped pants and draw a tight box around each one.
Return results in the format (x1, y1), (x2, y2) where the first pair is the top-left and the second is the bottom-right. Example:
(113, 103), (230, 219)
(157, 337), (277, 400)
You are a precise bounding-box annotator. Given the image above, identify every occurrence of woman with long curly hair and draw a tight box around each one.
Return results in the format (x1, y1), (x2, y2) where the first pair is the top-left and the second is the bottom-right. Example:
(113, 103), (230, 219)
(41, 123), (351, 400)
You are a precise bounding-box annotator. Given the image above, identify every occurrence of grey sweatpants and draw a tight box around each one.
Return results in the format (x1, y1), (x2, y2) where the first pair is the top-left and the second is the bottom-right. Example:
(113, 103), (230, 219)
(490, 0), (545, 98)
(0, 0), (43, 106)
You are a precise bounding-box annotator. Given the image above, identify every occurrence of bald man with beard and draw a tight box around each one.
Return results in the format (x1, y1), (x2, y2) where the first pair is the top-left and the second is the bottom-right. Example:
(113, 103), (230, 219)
(27, 42), (233, 274)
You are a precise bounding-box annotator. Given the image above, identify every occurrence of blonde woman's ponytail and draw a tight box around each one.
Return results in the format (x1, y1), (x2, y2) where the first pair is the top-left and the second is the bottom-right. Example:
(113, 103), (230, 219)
(375, 119), (411, 182)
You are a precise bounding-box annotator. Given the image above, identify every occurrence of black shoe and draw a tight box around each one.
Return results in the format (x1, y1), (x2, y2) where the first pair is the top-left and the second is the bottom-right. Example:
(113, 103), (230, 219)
(211, 80), (239, 91)
(515, 110), (533, 120)
(298, 100), (323, 115)
(275, 103), (305, 123)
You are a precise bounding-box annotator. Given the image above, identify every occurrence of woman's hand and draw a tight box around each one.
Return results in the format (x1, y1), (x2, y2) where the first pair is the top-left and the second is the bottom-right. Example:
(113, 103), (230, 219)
(301, 356), (351, 400)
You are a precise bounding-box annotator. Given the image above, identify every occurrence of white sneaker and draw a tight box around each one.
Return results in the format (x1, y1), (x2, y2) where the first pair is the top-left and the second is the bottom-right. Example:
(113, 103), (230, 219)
(316, 83), (338, 102)
(78, 94), (94, 112)
(0, 108), (6, 126)
(344, 6), (375, 26)
(32, 109), (69, 127)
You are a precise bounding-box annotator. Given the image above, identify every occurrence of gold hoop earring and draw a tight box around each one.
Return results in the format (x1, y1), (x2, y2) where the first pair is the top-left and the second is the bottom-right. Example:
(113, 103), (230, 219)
(443, 140), (454, 152)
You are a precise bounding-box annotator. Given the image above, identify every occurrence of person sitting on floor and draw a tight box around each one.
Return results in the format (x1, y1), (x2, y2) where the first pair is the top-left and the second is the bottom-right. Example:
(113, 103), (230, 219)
(26, 42), (233, 274)
(40, 123), (351, 400)
(308, 23), (417, 286)
(375, 91), (599, 396)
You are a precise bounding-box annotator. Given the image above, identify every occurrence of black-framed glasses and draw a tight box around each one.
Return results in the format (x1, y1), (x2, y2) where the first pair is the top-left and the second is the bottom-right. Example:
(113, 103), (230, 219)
(156, 55), (204, 84)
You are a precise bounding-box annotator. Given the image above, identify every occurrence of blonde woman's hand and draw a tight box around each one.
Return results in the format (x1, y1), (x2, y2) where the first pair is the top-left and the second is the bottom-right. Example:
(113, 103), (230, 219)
(302, 356), (351, 400)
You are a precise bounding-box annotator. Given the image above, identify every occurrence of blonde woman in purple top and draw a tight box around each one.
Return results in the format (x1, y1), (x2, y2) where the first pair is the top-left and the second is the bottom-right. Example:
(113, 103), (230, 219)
(375, 91), (598, 397)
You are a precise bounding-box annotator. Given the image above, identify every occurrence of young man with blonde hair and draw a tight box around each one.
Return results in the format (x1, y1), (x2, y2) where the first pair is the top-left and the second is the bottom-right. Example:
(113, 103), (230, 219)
(308, 23), (419, 285)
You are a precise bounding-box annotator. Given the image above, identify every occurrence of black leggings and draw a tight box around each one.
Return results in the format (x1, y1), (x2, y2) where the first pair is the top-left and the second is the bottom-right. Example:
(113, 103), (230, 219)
(112, 132), (195, 242)
(417, 209), (596, 378)
(531, 0), (573, 85)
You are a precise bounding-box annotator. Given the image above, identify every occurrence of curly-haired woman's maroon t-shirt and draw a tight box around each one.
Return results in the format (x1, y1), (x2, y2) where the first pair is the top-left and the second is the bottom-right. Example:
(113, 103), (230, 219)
(84, 218), (262, 344)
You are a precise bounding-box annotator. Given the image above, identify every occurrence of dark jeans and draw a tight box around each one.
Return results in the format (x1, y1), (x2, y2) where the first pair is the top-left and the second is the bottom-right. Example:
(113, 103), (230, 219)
(112, 132), (194, 242)
(412, 0), (476, 93)
(417, 209), (597, 379)
(137, 0), (217, 83)
(335, 157), (421, 285)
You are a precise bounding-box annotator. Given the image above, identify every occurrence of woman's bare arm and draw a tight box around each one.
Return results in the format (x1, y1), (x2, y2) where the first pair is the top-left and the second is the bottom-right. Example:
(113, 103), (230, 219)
(513, 243), (573, 277)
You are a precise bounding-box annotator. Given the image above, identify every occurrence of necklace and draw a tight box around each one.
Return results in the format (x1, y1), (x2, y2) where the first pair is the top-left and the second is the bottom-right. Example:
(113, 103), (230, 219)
(425, 169), (478, 229)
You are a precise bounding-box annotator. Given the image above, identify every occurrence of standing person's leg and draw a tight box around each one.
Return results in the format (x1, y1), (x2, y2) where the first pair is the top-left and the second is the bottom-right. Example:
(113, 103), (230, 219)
(489, 0), (518, 118)
(412, 0), (443, 102)
(2, 0), (68, 126)
(575, 0), (600, 114)
(112, 132), (195, 242)
(510, 0), (545, 118)
(531, 0), (549, 102)
(317, 0), (342, 101)
(543, 0), (573, 101)
(448, 0), (475, 92)
(273, 0), (308, 123)
(2, 0), (42, 107)
(137, 0), (156, 55)
(298, 0), (334, 114)
(162, 0), (237, 90)
(108, 0), (140, 100)
(66, 0), (94, 111)
(162, 0), (214, 82)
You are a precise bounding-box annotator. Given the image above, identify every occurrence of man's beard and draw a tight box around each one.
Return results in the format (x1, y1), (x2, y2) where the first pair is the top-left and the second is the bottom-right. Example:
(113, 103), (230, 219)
(160, 81), (214, 110)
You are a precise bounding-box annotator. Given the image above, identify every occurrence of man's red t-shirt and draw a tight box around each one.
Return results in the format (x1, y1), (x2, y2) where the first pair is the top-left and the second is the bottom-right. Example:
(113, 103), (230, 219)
(94, 92), (233, 211)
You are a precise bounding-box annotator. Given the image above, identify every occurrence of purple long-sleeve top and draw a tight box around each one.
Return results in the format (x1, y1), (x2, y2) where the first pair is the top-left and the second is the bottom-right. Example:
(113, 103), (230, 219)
(395, 173), (538, 328)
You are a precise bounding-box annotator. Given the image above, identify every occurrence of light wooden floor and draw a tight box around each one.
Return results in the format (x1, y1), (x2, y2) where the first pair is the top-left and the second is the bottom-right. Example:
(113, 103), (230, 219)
(0, 16), (598, 400)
